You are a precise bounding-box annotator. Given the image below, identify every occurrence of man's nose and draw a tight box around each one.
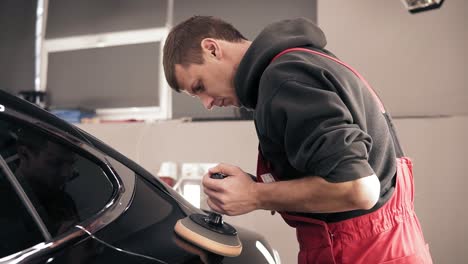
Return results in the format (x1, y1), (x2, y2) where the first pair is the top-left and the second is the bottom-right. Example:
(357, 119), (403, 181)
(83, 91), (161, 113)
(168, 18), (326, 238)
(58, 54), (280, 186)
(200, 95), (214, 110)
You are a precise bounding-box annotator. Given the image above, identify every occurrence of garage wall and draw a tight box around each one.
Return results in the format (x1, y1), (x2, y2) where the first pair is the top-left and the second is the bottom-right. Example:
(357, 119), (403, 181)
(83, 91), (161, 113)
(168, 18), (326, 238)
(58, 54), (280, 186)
(0, 0), (317, 121)
(0, 0), (36, 94)
(317, 0), (468, 117)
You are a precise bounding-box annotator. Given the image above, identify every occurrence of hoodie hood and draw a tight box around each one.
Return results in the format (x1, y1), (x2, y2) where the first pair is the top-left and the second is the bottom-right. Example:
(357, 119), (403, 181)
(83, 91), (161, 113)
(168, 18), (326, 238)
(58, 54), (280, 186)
(234, 17), (327, 109)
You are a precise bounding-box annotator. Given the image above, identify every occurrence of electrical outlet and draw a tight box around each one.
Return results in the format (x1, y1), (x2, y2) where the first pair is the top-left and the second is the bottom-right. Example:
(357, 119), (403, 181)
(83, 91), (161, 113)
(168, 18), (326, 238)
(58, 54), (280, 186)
(180, 163), (217, 179)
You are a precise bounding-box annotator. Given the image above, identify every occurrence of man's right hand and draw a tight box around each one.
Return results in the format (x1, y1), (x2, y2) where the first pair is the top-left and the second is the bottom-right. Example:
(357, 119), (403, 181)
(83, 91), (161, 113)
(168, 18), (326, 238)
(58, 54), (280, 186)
(202, 163), (259, 216)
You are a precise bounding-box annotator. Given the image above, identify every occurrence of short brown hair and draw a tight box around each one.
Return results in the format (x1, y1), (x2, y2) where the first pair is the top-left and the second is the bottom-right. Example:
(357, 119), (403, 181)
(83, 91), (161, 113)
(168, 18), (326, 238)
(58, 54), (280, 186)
(163, 16), (247, 92)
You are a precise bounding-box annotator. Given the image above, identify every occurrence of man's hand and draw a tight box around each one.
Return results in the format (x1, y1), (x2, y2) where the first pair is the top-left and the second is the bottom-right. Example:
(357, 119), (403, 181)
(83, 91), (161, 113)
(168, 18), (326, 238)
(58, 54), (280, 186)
(203, 163), (258, 216)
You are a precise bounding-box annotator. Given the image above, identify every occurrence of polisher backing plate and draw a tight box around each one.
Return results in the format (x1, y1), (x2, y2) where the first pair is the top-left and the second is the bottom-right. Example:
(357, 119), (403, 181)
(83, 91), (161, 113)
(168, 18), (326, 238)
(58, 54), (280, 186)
(174, 215), (243, 257)
(189, 213), (237, 235)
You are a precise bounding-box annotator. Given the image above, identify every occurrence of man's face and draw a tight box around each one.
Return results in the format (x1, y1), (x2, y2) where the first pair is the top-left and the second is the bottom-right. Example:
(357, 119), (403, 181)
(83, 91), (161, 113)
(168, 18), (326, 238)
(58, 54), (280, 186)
(174, 40), (240, 109)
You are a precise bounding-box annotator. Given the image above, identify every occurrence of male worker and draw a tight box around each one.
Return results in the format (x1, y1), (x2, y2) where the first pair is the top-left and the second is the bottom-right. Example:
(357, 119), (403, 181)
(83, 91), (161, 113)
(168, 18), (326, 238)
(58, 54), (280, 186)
(163, 16), (432, 263)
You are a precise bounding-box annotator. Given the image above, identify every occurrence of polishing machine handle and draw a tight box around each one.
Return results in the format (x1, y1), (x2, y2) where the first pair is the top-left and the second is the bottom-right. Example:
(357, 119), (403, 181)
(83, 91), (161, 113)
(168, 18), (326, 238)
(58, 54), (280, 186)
(207, 173), (226, 226)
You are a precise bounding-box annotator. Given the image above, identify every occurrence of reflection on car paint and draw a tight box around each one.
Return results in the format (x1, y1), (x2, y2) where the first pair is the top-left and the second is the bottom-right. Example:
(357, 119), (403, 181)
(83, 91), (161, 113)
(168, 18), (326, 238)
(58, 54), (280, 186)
(75, 225), (169, 264)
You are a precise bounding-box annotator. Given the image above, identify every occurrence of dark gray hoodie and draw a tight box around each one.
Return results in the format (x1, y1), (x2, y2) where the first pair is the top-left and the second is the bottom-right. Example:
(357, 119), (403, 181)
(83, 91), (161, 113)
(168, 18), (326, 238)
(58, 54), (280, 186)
(235, 18), (399, 222)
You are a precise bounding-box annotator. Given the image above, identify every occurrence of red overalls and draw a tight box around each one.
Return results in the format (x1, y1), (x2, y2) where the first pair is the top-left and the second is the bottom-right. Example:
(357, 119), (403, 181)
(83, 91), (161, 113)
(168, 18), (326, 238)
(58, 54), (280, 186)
(256, 48), (433, 264)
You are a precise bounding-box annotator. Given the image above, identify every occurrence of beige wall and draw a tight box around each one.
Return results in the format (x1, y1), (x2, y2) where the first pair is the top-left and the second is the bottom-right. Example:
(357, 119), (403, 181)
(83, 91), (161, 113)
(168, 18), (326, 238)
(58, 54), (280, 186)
(318, 0), (468, 117)
(79, 116), (468, 263)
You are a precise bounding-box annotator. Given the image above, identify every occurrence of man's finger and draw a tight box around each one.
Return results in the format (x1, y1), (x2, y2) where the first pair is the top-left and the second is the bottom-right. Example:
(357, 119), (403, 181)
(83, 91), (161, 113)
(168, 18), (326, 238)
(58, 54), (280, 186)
(202, 173), (224, 191)
(207, 198), (225, 214)
(203, 188), (224, 203)
(208, 163), (240, 176)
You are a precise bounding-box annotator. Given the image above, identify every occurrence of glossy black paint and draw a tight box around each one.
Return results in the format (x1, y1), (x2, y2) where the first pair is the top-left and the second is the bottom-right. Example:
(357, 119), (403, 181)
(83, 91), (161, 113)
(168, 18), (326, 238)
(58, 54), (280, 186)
(0, 90), (277, 264)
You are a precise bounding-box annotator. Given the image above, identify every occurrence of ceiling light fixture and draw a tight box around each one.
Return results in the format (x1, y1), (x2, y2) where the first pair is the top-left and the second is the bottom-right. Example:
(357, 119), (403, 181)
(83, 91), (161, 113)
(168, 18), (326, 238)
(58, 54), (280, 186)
(401, 0), (445, 13)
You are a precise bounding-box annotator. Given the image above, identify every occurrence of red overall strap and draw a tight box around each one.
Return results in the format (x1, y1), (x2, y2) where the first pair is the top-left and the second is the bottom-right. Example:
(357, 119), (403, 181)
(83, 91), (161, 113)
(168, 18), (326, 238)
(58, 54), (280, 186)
(264, 47), (389, 224)
(271, 47), (386, 114)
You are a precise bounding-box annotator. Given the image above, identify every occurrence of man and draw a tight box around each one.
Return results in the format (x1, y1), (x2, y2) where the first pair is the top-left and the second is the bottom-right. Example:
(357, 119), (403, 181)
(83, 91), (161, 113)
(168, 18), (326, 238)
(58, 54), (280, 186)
(163, 16), (432, 263)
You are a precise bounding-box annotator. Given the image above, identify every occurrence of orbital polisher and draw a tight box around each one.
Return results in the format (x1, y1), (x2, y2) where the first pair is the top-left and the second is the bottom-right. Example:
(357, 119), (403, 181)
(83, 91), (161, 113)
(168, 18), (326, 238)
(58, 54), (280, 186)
(174, 173), (242, 257)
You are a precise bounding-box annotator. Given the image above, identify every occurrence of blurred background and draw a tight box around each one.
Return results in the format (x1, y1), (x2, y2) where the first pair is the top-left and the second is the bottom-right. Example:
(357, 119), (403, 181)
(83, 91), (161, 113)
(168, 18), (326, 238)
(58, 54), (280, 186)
(1, 0), (466, 263)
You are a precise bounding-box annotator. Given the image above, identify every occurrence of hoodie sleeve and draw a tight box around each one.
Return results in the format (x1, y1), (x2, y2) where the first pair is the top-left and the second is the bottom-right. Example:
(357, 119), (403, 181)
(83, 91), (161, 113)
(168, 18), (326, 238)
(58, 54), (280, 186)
(264, 76), (375, 183)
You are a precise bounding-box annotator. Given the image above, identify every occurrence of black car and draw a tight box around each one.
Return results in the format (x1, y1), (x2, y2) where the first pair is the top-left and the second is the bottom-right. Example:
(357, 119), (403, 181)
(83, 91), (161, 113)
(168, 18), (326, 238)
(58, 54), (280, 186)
(0, 89), (280, 264)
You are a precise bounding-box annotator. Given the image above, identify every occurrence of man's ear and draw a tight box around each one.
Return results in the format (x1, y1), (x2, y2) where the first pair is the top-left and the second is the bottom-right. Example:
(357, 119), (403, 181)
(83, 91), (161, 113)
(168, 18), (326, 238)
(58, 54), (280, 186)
(200, 38), (221, 59)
